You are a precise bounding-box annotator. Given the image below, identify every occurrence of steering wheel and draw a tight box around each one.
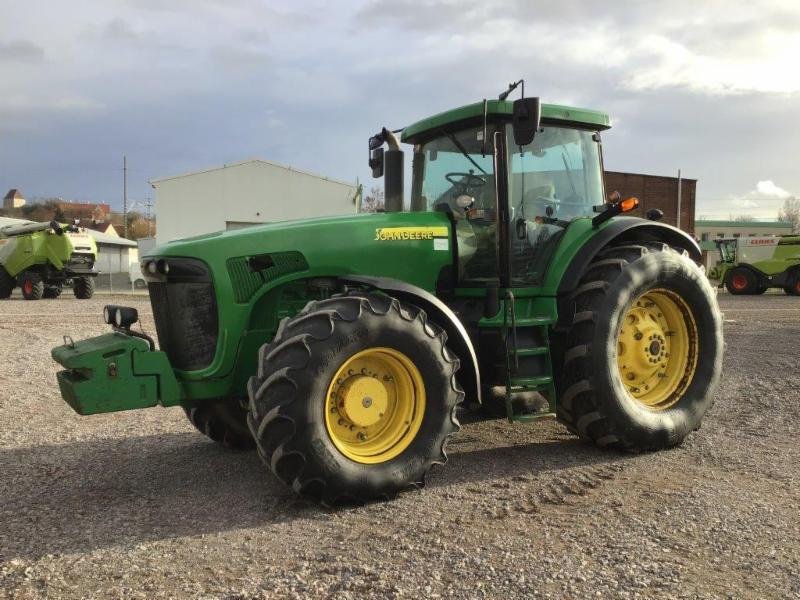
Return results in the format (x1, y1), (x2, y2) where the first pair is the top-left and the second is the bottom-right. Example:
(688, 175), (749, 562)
(445, 172), (486, 190)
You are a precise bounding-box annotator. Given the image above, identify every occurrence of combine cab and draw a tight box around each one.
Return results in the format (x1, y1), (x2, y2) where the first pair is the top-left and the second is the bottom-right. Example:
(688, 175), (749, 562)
(51, 85), (724, 504)
(0, 220), (98, 300)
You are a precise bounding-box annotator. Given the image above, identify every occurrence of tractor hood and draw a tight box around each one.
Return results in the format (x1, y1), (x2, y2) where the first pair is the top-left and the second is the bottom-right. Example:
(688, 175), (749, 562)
(143, 211), (454, 294)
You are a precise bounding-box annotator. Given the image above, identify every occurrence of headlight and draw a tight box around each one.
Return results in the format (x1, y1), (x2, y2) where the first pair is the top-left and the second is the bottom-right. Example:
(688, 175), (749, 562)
(147, 261), (158, 275)
(104, 305), (138, 329)
(114, 307), (139, 329)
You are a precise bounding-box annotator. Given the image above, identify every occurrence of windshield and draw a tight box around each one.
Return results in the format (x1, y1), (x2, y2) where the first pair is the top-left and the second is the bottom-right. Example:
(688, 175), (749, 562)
(409, 122), (605, 286)
(507, 124), (604, 285)
(717, 240), (736, 262)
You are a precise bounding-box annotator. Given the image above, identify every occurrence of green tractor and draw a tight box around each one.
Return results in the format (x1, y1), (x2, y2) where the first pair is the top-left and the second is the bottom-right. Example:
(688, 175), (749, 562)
(709, 235), (800, 295)
(0, 220), (98, 300)
(52, 87), (723, 504)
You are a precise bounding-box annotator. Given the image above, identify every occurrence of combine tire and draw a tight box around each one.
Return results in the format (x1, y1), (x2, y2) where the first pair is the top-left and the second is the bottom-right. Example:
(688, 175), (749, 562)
(725, 268), (758, 295)
(557, 243), (723, 451)
(73, 277), (95, 299)
(784, 273), (800, 296)
(247, 292), (462, 505)
(19, 272), (44, 301)
(184, 401), (255, 451)
(0, 266), (13, 299)
(43, 283), (63, 299)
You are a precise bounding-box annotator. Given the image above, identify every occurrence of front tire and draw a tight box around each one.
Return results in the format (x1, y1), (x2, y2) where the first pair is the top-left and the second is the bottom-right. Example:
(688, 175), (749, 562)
(784, 272), (800, 296)
(725, 267), (758, 295)
(0, 266), (13, 299)
(19, 271), (44, 300)
(43, 282), (63, 299)
(184, 400), (255, 451)
(557, 243), (723, 450)
(73, 276), (95, 299)
(247, 292), (462, 504)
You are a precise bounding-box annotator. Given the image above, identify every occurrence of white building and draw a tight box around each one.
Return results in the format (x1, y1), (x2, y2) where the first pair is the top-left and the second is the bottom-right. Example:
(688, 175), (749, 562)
(149, 159), (358, 245)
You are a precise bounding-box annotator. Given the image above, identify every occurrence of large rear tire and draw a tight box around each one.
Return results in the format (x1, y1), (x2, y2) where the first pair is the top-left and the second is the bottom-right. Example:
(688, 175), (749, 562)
(184, 401), (255, 451)
(73, 276), (95, 299)
(0, 266), (13, 299)
(247, 292), (462, 505)
(19, 271), (44, 301)
(557, 243), (723, 450)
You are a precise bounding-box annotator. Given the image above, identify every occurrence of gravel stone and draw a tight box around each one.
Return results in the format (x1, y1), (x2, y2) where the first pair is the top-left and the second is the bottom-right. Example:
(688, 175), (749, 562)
(0, 292), (798, 598)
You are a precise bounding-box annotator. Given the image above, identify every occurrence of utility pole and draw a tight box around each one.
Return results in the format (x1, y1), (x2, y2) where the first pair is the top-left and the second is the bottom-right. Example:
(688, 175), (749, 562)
(123, 155), (128, 238)
(676, 168), (682, 231)
(145, 197), (153, 237)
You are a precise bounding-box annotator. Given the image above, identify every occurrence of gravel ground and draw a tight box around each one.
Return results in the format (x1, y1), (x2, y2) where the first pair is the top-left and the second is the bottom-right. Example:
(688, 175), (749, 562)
(0, 292), (798, 599)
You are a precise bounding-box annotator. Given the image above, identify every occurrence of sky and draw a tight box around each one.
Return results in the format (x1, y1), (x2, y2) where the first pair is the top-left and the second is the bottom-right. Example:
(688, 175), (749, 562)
(1, 0), (799, 219)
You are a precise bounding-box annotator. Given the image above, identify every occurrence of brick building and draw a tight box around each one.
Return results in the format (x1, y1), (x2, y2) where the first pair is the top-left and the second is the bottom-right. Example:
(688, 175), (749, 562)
(604, 171), (696, 235)
(55, 201), (111, 223)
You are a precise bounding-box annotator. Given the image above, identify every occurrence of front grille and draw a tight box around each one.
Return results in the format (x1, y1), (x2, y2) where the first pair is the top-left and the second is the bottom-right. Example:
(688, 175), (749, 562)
(148, 259), (218, 371)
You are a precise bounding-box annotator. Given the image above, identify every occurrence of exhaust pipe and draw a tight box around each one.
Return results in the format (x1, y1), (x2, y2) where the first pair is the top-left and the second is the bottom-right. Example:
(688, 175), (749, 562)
(383, 128), (404, 212)
(369, 127), (404, 213)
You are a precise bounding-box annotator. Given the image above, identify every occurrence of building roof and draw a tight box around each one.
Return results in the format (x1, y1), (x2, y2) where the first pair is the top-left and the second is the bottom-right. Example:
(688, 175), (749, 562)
(401, 100), (611, 143)
(0, 216), (137, 247)
(149, 158), (356, 189)
(4, 189), (23, 200)
(695, 220), (792, 229)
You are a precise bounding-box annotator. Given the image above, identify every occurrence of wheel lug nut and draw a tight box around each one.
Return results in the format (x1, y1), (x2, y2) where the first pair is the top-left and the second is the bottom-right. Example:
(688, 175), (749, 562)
(357, 432), (367, 441)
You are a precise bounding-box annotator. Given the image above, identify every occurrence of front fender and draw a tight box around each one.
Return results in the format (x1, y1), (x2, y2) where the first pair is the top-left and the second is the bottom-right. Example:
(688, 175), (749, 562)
(341, 275), (481, 405)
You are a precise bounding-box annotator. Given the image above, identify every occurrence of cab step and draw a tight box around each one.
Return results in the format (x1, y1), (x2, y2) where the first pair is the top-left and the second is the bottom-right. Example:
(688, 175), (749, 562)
(513, 347), (549, 358)
(509, 375), (553, 390)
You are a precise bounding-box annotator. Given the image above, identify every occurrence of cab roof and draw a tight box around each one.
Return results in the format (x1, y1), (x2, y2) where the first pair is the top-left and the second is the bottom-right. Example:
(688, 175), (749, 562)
(401, 99), (611, 144)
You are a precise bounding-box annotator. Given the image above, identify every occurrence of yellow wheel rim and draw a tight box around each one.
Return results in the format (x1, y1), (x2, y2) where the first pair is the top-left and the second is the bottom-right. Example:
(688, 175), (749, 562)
(615, 289), (698, 410)
(324, 347), (426, 464)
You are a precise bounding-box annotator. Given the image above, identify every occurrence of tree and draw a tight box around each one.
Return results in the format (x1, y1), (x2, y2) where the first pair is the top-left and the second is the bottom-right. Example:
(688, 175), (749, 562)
(778, 197), (800, 233)
(360, 187), (385, 213)
(732, 214), (755, 222)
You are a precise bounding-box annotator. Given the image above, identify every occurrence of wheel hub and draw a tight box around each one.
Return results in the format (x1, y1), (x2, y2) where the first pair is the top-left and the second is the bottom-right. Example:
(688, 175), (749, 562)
(339, 376), (388, 428)
(616, 290), (698, 410)
(325, 347), (426, 464)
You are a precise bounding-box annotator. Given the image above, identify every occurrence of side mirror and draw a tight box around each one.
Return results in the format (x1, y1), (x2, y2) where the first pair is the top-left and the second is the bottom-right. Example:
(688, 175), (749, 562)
(512, 97), (541, 146)
(369, 147), (384, 178)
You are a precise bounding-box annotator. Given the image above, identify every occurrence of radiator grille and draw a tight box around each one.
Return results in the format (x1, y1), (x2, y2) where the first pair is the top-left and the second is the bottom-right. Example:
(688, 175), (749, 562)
(148, 261), (218, 370)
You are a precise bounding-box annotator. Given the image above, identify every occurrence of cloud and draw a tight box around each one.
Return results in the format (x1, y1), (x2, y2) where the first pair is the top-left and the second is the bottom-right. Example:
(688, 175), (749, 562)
(755, 180), (792, 198)
(0, 39), (44, 63)
(357, 0), (800, 95)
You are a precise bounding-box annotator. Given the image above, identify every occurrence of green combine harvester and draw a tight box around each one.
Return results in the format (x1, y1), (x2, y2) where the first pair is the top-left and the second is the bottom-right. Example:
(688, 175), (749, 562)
(51, 85), (724, 504)
(708, 235), (800, 295)
(0, 220), (97, 300)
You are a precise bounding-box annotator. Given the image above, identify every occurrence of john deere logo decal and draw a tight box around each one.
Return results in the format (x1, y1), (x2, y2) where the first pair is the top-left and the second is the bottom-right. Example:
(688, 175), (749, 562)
(374, 226), (448, 241)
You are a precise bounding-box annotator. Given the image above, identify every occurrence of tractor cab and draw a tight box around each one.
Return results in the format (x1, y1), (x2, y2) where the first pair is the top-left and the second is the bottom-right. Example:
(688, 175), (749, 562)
(369, 95), (613, 292)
